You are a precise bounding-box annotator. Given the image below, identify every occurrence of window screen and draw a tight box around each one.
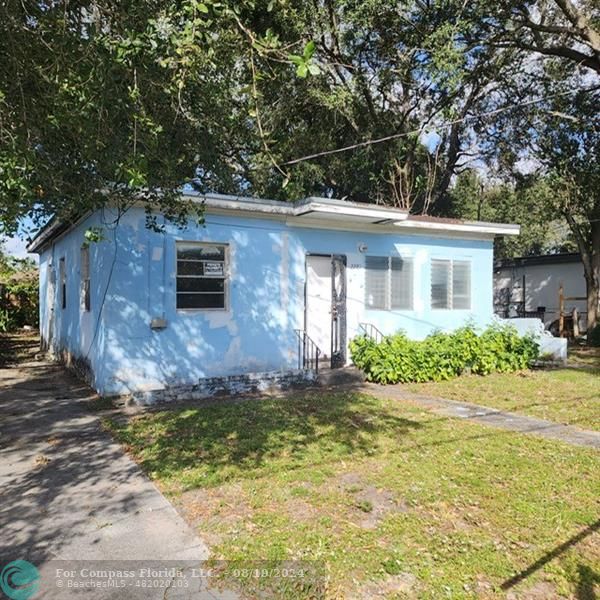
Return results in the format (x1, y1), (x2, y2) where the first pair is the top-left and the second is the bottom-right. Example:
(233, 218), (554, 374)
(452, 260), (471, 309)
(176, 243), (227, 309)
(365, 255), (413, 310)
(365, 256), (388, 309)
(391, 257), (414, 310)
(81, 246), (90, 312)
(431, 259), (471, 309)
(431, 259), (450, 309)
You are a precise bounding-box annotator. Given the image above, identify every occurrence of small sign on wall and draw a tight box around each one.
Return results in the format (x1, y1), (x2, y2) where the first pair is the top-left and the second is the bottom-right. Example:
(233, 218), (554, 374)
(204, 261), (224, 277)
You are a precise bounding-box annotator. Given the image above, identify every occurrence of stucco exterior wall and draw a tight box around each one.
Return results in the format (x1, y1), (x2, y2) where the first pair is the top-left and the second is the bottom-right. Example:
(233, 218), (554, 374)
(39, 207), (495, 396)
(39, 211), (112, 391)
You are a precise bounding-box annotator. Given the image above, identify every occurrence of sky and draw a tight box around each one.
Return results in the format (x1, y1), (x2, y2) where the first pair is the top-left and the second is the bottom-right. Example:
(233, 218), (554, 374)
(2, 214), (39, 260)
(2, 235), (33, 259)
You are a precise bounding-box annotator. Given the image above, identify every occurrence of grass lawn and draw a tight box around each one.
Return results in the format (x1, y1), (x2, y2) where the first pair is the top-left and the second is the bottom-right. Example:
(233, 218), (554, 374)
(406, 356), (600, 432)
(106, 391), (600, 599)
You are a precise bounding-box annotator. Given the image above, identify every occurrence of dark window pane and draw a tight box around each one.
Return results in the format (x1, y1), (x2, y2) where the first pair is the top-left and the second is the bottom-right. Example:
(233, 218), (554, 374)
(177, 260), (205, 276)
(177, 244), (225, 261)
(177, 293), (225, 309)
(83, 280), (91, 311)
(176, 277), (225, 293)
(59, 258), (66, 309)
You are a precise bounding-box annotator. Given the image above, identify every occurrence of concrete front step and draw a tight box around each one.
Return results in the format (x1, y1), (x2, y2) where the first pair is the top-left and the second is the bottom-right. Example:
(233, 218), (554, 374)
(317, 366), (365, 387)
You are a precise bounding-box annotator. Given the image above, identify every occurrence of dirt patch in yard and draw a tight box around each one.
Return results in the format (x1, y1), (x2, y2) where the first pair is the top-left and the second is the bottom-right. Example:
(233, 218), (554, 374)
(284, 498), (318, 522)
(349, 572), (418, 599)
(335, 471), (364, 491)
(332, 472), (409, 529)
(424, 501), (484, 534)
(174, 483), (255, 548)
(506, 581), (565, 599)
(351, 485), (409, 530)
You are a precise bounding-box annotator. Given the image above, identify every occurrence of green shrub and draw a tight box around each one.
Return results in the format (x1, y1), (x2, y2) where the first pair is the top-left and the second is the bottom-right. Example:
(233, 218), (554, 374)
(588, 324), (600, 347)
(350, 324), (539, 384)
(0, 274), (39, 331)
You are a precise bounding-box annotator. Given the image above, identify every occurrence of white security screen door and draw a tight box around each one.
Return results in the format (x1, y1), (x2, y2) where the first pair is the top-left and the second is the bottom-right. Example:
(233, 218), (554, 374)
(305, 255), (333, 359)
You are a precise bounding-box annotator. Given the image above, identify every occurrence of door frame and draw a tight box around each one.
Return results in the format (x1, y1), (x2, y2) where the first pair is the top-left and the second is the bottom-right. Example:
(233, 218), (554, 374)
(304, 253), (347, 369)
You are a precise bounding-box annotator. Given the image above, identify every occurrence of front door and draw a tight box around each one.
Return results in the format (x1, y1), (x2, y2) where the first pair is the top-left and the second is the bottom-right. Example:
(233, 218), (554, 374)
(305, 254), (347, 368)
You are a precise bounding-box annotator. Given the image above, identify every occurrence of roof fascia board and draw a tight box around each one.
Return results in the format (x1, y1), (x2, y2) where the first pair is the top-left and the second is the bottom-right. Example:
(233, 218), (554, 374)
(394, 220), (520, 236)
(27, 212), (91, 254)
(185, 192), (295, 214)
(495, 253), (581, 269)
(287, 216), (498, 240)
(28, 193), (519, 250)
(192, 193), (411, 222)
(294, 200), (409, 221)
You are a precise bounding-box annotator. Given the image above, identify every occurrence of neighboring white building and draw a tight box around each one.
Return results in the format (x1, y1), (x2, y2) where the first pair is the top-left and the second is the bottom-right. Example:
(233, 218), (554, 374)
(494, 253), (587, 330)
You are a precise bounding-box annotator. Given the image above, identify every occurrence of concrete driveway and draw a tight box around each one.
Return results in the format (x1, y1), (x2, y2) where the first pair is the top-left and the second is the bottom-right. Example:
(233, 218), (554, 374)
(0, 352), (235, 599)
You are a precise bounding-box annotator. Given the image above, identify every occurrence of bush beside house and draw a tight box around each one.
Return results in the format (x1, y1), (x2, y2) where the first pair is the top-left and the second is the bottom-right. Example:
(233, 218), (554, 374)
(0, 255), (39, 332)
(350, 324), (539, 384)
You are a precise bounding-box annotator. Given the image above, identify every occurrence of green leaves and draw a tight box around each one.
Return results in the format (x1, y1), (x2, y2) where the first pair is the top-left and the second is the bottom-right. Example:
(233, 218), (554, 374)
(288, 40), (320, 78)
(83, 227), (105, 246)
(350, 325), (540, 384)
(0, 250), (38, 331)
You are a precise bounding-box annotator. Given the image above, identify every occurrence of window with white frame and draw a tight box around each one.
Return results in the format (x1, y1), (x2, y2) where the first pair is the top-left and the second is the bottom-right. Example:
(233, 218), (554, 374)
(80, 246), (91, 312)
(431, 259), (471, 309)
(176, 242), (228, 309)
(365, 255), (414, 310)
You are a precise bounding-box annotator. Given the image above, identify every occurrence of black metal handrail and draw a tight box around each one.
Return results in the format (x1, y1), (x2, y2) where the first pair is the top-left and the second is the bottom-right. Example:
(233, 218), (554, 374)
(294, 329), (322, 373)
(359, 322), (385, 344)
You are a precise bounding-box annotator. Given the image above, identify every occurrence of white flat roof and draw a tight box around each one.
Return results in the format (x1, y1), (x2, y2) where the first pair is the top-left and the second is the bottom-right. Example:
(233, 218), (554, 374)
(190, 193), (519, 237)
(28, 192), (520, 252)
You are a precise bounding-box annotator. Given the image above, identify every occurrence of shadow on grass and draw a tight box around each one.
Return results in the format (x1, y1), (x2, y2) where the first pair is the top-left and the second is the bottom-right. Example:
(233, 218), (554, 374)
(0, 331), (39, 366)
(501, 519), (600, 592)
(555, 365), (600, 376)
(577, 564), (600, 600)
(108, 391), (422, 488)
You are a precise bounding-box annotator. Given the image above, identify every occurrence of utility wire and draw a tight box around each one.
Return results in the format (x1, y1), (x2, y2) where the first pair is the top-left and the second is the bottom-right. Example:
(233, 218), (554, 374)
(279, 85), (600, 167)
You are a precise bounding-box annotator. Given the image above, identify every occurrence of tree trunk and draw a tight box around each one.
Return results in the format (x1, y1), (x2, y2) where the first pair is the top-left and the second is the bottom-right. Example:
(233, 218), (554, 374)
(586, 221), (600, 333)
(586, 277), (599, 332)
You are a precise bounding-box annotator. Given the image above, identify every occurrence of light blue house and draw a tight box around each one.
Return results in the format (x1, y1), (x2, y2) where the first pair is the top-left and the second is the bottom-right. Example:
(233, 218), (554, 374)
(29, 194), (519, 402)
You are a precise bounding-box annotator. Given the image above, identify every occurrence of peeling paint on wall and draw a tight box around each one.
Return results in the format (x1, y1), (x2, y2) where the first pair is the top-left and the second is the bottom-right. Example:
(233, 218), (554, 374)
(39, 207), (495, 396)
(204, 310), (239, 335)
(130, 369), (318, 405)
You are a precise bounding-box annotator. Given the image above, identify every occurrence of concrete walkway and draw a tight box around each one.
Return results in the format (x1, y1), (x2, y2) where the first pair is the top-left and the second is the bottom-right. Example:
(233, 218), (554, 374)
(0, 358), (236, 599)
(363, 383), (600, 450)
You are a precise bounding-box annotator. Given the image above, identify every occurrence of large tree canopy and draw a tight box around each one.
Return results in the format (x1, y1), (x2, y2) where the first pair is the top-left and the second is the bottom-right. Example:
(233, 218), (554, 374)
(1, 0), (599, 330)
(0, 0), (257, 235)
(0, 0), (528, 235)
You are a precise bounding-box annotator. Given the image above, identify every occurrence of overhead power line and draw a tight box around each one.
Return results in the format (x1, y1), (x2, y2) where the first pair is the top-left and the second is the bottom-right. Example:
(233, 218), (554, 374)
(279, 85), (600, 167)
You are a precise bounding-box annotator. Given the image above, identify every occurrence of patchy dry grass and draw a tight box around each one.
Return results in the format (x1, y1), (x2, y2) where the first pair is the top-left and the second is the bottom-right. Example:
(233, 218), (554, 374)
(407, 364), (600, 432)
(106, 391), (600, 599)
(569, 346), (600, 369)
(0, 331), (39, 366)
